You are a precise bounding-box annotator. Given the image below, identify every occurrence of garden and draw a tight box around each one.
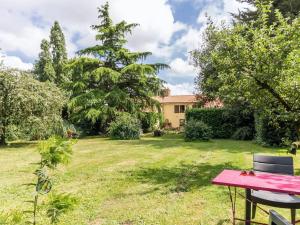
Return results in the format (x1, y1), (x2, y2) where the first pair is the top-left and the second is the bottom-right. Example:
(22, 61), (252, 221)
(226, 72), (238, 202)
(1, 134), (297, 225)
(0, 0), (300, 224)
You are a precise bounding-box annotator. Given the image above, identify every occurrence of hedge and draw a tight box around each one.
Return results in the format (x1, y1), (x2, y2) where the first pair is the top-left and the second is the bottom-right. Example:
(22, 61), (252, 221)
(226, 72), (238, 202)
(139, 112), (160, 133)
(186, 108), (234, 138)
(185, 107), (255, 139)
(255, 113), (298, 146)
(185, 119), (212, 141)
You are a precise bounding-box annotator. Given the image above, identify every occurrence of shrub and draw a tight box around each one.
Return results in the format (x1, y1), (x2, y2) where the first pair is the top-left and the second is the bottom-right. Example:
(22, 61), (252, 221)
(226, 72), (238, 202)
(153, 129), (164, 137)
(186, 108), (234, 138)
(231, 126), (254, 140)
(108, 113), (141, 140)
(185, 119), (212, 141)
(186, 105), (255, 139)
(47, 193), (77, 224)
(255, 113), (298, 146)
(139, 112), (160, 133)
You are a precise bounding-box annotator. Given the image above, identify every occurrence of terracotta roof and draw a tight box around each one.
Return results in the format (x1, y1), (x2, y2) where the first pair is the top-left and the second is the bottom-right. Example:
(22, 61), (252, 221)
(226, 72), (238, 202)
(154, 95), (224, 108)
(154, 95), (197, 103)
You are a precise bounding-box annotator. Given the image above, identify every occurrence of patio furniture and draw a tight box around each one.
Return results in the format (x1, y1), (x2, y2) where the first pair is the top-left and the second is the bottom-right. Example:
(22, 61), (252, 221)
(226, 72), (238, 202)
(251, 155), (300, 224)
(269, 210), (292, 225)
(212, 169), (300, 225)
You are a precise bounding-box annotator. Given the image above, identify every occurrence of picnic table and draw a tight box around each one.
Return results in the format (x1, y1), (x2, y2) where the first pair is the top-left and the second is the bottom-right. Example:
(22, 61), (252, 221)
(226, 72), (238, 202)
(212, 169), (300, 225)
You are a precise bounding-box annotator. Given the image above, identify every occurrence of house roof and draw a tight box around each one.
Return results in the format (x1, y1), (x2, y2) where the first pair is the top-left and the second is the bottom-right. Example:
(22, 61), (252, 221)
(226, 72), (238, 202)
(154, 95), (197, 104)
(154, 95), (224, 108)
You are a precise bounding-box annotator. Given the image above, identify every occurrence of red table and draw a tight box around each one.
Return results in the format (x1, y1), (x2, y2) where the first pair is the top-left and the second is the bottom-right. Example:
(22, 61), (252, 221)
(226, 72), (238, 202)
(212, 170), (300, 225)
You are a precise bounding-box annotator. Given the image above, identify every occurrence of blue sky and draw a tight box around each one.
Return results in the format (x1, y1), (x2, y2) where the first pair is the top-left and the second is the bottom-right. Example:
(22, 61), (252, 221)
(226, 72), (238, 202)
(0, 0), (250, 94)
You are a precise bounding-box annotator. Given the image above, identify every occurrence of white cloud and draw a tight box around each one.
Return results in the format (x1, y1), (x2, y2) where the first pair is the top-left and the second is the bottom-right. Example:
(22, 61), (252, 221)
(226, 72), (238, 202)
(109, 0), (186, 58)
(1, 53), (33, 70)
(169, 58), (196, 76)
(0, 0), (185, 61)
(165, 83), (195, 95)
(0, 0), (250, 95)
(197, 0), (251, 25)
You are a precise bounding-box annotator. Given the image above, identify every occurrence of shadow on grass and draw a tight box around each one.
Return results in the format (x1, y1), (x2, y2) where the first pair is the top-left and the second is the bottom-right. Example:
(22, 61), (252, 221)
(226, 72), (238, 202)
(0, 142), (37, 149)
(128, 162), (240, 193)
(110, 134), (273, 154)
(217, 219), (243, 225)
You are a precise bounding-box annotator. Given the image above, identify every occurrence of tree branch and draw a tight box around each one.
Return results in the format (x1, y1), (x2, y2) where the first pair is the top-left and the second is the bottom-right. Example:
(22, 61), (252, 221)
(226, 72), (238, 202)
(252, 76), (292, 111)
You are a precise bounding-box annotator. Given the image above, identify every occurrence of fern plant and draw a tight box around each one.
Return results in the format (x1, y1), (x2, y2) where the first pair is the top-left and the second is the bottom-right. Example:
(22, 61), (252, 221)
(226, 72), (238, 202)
(25, 136), (76, 225)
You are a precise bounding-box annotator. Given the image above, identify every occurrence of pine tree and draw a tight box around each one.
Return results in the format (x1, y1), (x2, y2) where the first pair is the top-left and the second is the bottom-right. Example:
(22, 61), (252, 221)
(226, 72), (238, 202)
(50, 21), (67, 84)
(66, 2), (168, 132)
(34, 39), (56, 82)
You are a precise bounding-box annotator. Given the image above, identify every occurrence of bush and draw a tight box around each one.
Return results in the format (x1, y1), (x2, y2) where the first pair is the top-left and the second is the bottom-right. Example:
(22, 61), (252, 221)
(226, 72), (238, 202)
(185, 119), (212, 141)
(153, 129), (164, 137)
(231, 126), (254, 140)
(255, 113), (298, 146)
(108, 113), (141, 140)
(5, 116), (64, 141)
(186, 105), (255, 139)
(139, 112), (160, 133)
(186, 108), (234, 138)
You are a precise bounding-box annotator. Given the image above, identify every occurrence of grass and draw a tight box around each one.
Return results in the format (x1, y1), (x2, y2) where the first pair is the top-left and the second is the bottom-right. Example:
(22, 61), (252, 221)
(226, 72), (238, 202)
(0, 134), (298, 225)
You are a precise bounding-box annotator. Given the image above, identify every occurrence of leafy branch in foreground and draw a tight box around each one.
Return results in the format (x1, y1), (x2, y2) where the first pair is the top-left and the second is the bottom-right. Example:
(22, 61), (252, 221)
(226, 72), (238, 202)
(25, 136), (77, 225)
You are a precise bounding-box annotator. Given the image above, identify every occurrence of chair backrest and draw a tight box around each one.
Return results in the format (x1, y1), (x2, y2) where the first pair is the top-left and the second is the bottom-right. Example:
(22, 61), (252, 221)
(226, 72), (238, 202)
(253, 154), (294, 175)
(269, 210), (292, 225)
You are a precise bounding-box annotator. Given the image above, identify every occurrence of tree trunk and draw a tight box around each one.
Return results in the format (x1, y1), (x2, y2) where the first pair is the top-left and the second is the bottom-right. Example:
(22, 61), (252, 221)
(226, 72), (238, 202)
(0, 127), (7, 146)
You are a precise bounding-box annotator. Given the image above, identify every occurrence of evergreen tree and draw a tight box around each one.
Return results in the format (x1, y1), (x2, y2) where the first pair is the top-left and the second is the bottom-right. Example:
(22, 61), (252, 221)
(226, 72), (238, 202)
(34, 39), (56, 82)
(50, 21), (67, 84)
(66, 2), (168, 132)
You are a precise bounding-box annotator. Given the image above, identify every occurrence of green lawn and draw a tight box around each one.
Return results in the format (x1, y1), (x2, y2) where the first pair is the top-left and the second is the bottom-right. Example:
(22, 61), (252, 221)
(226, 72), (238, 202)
(0, 134), (298, 225)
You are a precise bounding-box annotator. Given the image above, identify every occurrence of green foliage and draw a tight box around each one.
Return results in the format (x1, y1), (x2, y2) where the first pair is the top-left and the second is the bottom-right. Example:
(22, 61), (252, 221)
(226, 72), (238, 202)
(234, 0), (300, 24)
(34, 39), (56, 82)
(231, 127), (254, 140)
(50, 21), (67, 84)
(139, 112), (160, 133)
(186, 108), (233, 138)
(34, 21), (67, 86)
(184, 119), (212, 141)
(255, 113), (298, 146)
(192, 2), (300, 139)
(192, 21), (222, 100)
(186, 107), (255, 140)
(46, 193), (77, 224)
(0, 69), (66, 145)
(0, 210), (24, 225)
(38, 136), (75, 168)
(27, 136), (76, 225)
(66, 3), (167, 133)
(108, 113), (141, 140)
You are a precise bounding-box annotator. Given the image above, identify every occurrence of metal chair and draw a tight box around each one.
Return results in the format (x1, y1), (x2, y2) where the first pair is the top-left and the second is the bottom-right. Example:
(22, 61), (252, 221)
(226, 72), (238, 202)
(251, 154), (300, 224)
(269, 210), (292, 225)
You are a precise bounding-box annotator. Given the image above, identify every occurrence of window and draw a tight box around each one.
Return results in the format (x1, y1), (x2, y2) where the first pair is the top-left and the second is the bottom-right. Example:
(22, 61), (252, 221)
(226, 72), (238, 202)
(174, 105), (185, 113)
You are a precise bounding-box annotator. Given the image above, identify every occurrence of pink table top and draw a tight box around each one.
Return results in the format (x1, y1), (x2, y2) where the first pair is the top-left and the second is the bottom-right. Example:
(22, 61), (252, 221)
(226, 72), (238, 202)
(212, 170), (300, 195)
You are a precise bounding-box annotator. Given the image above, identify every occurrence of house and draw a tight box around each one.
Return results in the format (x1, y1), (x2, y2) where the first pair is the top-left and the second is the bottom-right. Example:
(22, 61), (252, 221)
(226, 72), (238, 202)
(154, 90), (222, 129)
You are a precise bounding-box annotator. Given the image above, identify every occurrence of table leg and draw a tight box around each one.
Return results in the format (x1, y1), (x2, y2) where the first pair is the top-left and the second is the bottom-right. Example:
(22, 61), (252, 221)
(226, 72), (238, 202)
(245, 188), (251, 225)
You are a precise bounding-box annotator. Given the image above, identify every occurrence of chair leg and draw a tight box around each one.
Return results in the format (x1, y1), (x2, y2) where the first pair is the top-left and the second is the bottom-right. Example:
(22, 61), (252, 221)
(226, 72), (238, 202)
(291, 209), (296, 225)
(252, 203), (257, 219)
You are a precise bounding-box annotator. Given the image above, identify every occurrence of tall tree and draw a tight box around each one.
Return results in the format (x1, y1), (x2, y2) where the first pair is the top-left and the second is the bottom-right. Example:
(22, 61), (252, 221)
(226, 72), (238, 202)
(0, 69), (66, 145)
(50, 21), (67, 84)
(234, 0), (300, 23)
(194, 3), (300, 137)
(34, 39), (56, 82)
(66, 2), (168, 132)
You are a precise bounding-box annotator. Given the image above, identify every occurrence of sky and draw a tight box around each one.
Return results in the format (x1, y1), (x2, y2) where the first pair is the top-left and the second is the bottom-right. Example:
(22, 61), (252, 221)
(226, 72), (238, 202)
(0, 0), (251, 95)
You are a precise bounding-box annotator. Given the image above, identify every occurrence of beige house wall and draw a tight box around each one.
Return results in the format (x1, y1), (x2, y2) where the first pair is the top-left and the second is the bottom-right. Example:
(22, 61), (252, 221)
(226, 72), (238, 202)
(161, 103), (194, 128)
